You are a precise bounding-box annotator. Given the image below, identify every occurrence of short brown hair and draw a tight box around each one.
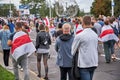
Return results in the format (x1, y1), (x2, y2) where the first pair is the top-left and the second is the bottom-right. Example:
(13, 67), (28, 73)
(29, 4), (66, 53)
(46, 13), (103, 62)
(83, 16), (91, 25)
(39, 24), (45, 31)
(104, 19), (109, 25)
(15, 22), (22, 28)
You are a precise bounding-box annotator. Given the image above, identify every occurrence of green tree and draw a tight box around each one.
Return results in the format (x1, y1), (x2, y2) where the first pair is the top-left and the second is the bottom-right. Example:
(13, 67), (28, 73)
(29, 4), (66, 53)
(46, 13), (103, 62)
(114, 0), (120, 17)
(0, 4), (17, 17)
(76, 9), (85, 17)
(91, 0), (111, 17)
(20, 0), (50, 17)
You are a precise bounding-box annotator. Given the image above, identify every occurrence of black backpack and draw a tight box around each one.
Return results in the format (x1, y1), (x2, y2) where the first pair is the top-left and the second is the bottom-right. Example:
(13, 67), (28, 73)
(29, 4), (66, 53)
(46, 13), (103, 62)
(110, 25), (119, 36)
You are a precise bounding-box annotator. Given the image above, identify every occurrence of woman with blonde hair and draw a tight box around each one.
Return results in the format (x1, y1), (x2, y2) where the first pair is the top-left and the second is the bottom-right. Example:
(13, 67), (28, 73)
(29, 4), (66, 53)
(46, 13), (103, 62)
(0, 24), (11, 69)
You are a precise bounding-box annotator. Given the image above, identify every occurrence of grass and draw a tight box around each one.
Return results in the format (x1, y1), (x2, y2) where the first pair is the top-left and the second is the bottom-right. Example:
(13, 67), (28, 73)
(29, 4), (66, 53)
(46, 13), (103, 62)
(0, 65), (15, 80)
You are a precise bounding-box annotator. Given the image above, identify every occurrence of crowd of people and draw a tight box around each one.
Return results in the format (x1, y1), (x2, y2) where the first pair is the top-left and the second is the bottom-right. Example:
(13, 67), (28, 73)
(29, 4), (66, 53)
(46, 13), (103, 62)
(0, 15), (120, 80)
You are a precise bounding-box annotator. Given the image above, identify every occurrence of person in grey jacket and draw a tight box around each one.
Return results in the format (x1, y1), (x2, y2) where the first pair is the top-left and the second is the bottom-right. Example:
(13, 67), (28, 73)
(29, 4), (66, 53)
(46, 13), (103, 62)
(72, 16), (98, 80)
(35, 24), (51, 80)
(55, 23), (74, 80)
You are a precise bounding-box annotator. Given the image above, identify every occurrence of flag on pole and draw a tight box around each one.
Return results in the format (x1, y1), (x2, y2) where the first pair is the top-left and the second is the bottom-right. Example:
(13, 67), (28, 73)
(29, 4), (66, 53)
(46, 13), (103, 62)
(11, 31), (36, 61)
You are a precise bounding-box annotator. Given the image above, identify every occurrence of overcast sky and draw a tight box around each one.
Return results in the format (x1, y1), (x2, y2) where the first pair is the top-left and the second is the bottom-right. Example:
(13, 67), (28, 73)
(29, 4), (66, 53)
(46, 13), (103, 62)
(0, 0), (94, 12)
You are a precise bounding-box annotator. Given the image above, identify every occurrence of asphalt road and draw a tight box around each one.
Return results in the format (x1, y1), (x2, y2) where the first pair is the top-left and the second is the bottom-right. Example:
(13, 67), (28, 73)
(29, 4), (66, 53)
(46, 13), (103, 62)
(0, 28), (120, 80)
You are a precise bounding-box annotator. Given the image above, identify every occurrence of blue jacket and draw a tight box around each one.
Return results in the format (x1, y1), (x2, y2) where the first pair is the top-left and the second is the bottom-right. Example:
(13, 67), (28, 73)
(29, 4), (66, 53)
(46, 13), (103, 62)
(0, 29), (11, 50)
(55, 34), (74, 67)
(8, 22), (15, 33)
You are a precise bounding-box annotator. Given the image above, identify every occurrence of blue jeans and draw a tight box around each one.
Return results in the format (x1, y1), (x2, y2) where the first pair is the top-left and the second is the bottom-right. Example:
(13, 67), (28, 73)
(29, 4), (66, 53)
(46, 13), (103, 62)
(79, 67), (96, 80)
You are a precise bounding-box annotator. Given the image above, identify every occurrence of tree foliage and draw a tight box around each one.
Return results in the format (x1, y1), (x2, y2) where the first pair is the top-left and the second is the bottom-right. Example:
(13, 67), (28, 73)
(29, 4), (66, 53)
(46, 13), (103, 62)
(0, 4), (18, 17)
(114, 0), (120, 17)
(91, 0), (120, 17)
(20, 0), (51, 17)
(91, 0), (111, 17)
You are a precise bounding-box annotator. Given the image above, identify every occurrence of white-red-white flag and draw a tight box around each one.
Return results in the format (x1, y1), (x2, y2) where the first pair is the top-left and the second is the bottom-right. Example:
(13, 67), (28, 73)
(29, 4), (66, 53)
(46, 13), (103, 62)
(99, 25), (119, 42)
(44, 16), (50, 27)
(11, 31), (36, 61)
(75, 24), (83, 35)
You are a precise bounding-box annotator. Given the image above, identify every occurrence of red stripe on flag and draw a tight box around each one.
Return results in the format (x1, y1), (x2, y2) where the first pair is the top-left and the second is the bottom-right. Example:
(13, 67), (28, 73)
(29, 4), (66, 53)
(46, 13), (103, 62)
(76, 30), (83, 34)
(11, 35), (32, 54)
(100, 29), (114, 38)
(44, 18), (48, 26)
(76, 24), (79, 28)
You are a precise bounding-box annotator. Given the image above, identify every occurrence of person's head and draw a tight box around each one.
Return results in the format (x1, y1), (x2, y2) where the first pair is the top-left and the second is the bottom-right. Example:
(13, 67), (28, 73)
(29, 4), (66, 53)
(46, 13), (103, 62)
(82, 15), (92, 28)
(58, 23), (63, 29)
(3, 25), (9, 30)
(39, 24), (45, 31)
(104, 18), (109, 25)
(15, 22), (22, 30)
(62, 23), (71, 34)
(109, 17), (114, 24)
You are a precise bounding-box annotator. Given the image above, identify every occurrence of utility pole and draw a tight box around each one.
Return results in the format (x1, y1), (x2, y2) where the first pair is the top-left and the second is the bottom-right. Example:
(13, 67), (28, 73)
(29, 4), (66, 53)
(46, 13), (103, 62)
(111, 0), (114, 16)
(9, 0), (12, 18)
(49, 0), (51, 19)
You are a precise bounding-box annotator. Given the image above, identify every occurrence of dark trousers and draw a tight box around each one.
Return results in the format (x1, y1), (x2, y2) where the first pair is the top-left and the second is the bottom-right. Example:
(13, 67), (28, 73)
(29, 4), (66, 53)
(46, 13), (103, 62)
(103, 40), (115, 62)
(3, 49), (10, 66)
(60, 67), (72, 80)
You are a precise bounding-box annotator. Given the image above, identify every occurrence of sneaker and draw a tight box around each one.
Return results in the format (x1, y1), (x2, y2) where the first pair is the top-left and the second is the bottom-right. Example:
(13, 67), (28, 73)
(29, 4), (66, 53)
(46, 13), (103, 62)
(18, 65), (21, 69)
(5, 66), (13, 70)
(112, 57), (117, 62)
(37, 74), (41, 78)
(20, 68), (23, 71)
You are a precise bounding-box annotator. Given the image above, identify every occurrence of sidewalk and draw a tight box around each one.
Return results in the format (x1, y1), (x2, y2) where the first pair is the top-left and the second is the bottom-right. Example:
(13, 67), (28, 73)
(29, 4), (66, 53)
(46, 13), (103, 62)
(0, 52), (40, 80)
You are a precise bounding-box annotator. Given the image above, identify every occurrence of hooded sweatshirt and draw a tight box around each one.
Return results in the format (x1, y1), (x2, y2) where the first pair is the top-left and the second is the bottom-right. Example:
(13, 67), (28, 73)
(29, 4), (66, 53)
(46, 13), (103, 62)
(55, 34), (74, 67)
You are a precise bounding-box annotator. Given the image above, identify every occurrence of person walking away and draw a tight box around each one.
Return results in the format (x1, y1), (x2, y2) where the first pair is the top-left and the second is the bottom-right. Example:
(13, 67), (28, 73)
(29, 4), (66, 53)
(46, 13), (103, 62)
(99, 18), (119, 63)
(7, 22), (36, 80)
(54, 23), (63, 38)
(35, 24), (51, 80)
(72, 16), (98, 80)
(91, 17), (103, 55)
(109, 17), (119, 61)
(0, 24), (11, 69)
(55, 23), (74, 80)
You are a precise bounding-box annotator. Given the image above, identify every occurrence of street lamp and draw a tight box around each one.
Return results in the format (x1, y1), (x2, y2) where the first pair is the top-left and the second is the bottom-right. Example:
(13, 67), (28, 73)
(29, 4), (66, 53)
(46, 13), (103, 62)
(9, 0), (12, 18)
(111, 0), (114, 16)
(49, 0), (52, 19)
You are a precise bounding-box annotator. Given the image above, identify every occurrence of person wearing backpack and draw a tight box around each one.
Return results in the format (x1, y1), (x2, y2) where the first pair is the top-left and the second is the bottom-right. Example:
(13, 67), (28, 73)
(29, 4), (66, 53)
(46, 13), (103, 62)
(99, 18), (119, 63)
(35, 24), (51, 80)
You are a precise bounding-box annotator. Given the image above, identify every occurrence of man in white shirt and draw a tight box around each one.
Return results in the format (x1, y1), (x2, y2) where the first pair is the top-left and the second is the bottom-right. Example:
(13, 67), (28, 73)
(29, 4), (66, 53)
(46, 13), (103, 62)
(72, 16), (98, 80)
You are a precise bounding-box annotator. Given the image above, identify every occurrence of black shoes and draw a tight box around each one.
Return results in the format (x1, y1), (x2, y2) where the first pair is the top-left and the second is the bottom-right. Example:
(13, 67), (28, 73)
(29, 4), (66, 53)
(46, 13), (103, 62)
(44, 77), (49, 80)
(37, 74), (41, 78)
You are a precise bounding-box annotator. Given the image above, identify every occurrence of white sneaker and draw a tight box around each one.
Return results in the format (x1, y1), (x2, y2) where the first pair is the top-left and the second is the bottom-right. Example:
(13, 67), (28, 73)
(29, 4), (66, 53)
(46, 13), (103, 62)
(18, 65), (21, 69)
(20, 68), (23, 71)
(5, 66), (13, 70)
